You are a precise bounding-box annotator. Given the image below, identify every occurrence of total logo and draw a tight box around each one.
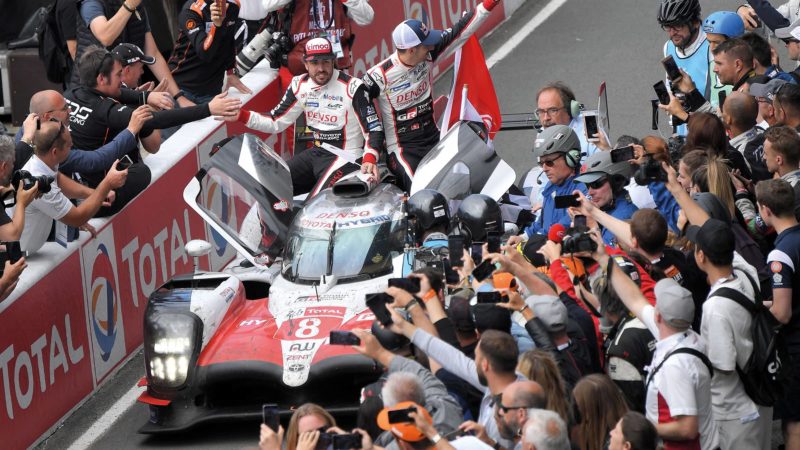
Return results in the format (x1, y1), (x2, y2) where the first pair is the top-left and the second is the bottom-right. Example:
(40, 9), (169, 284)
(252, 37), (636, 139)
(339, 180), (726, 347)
(81, 227), (127, 383)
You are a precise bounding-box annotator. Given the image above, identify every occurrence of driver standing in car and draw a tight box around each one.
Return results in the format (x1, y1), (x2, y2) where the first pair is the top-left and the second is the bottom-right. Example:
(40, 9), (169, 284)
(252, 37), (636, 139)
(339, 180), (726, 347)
(230, 37), (385, 196)
(362, 0), (503, 191)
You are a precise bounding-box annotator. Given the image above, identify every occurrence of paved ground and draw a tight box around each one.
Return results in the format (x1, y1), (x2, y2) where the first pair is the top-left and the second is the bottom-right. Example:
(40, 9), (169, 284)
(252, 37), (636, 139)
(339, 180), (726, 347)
(34, 0), (787, 448)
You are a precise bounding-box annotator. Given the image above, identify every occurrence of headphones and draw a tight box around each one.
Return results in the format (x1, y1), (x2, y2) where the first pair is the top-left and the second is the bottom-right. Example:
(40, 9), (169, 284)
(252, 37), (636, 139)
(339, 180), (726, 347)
(564, 148), (582, 168)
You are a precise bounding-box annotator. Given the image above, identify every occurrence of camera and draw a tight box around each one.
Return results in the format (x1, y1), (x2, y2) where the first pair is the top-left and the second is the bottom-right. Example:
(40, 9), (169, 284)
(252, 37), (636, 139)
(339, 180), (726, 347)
(235, 28), (293, 74)
(561, 232), (597, 254)
(666, 135), (685, 163)
(265, 32), (293, 69)
(634, 156), (668, 186)
(12, 170), (53, 194)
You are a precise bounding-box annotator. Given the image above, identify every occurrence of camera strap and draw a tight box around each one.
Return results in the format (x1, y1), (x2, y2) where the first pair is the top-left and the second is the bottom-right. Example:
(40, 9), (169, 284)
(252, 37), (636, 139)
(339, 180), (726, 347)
(311, 0), (335, 31)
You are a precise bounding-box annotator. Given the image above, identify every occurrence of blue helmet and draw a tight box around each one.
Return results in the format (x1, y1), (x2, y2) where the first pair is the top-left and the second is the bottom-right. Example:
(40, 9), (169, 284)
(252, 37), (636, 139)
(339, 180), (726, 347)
(703, 11), (745, 38)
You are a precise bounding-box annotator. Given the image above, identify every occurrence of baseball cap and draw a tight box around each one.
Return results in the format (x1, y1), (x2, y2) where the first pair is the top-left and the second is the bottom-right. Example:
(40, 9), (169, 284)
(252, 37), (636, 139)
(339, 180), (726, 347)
(654, 278), (694, 330)
(534, 125), (581, 158)
(685, 219), (735, 262)
(748, 78), (789, 103)
(492, 272), (518, 292)
(775, 18), (800, 40)
(392, 19), (443, 50)
(377, 401), (433, 442)
(111, 43), (155, 66)
(470, 303), (511, 334)
(575, 149), (634, 184)
(447, 296), (475, 332)
(528, 295), (567, 333)
(303, 37), (336, 61)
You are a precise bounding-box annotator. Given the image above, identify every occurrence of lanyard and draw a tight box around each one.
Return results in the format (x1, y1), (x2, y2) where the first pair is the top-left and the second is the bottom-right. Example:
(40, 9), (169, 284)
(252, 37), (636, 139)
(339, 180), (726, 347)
(311, 0), (335, 31)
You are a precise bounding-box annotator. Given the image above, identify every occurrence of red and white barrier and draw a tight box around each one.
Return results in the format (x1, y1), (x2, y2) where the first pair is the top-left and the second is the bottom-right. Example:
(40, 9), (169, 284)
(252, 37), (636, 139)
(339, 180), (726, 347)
(0, 0), (523, 447)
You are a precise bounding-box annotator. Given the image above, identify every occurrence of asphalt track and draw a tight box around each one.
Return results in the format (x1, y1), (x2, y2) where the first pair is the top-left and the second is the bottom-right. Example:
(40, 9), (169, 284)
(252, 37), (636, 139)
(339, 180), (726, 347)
(35, 0), (768, 448)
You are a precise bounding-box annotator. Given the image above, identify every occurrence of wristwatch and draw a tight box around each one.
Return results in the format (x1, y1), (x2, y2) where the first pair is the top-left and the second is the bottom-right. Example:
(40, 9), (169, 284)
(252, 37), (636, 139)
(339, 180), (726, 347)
(173, 90), (186, 101)
(404, 298), (420, 312)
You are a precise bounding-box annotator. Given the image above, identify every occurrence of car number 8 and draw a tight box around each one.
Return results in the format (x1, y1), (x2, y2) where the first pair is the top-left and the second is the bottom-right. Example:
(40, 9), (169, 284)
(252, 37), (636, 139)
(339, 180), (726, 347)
(296, 318), (321, 338)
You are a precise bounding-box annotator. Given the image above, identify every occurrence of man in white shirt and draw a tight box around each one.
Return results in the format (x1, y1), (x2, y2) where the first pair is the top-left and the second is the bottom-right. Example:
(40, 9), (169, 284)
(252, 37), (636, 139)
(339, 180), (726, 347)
(602, 246), (718, 450)
(21, 120), (127, 254)
(686, 218), (772, 450)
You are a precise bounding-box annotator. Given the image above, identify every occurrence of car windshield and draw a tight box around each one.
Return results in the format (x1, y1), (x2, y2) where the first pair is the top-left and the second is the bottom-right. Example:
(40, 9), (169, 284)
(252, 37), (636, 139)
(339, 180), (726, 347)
(281, 185), (405, 282)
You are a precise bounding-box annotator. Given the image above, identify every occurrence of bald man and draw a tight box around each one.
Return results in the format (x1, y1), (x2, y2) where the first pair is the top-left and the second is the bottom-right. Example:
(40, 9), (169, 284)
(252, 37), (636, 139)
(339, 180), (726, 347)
(491, 381), (547, 449)
(722, 91), (769, 182)
(16, 90), (151, 177)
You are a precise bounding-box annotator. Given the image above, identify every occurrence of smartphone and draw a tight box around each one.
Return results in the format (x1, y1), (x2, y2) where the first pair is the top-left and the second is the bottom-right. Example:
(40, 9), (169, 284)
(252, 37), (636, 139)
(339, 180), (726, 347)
(554, 194), (580, 209)
(610, 146), (635, 163)
(329, 330), (361, 346)
(653, 80), (671, 105)
(472, 259), (496, 282)
(365, 293), (393, 326)
(332, 434), (362, 450)
(262, 403), (279, 431)
(387, 407), (416, 424)
(476, 291), (502, 304)
(583, 112), (599, 142)
(661, 55), (683, 81)
(718, 90), (727, 110)
(116, 154), (133, 171)
(388, 277), (421, 293)
(443, 259), (460, 285)
(487, 231), (501, 254)
(315, 432), (333, 450)
(574, 214), (587, 228)
(6, 241), (23, 264)
(448, 235), (466, 267)
(471, 243), (484, 262)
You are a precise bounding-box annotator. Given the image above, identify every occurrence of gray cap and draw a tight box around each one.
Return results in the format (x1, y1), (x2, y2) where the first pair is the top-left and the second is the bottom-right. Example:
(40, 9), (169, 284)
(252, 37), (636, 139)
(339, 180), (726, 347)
(533, 125), (581, 158)
(749, 78), (789, 103)
(527, 295), (567, 333)
(575, 150), (634, 184)
(654, 278), (694, 330)
(775, 18), (800, 40)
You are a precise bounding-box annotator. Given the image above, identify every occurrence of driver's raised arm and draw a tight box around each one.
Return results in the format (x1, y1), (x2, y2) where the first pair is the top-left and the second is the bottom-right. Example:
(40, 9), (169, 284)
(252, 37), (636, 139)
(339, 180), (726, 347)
(430, 0), (501, 61)
(237, 80), (305, 134)
(351, 83), (385, 165)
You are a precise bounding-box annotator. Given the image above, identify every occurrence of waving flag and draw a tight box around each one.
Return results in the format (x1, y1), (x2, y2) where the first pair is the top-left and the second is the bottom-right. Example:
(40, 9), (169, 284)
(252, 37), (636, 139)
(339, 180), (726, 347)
(440, 35), (502, 140)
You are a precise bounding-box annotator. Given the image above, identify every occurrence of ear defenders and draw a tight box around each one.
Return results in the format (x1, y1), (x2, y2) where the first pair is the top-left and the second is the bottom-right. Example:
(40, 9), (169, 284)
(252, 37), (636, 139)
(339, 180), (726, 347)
(565, 148), (582, 168)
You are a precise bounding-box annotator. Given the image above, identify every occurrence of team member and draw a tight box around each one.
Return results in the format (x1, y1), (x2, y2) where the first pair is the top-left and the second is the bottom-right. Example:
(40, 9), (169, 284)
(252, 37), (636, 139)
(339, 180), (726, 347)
(756, 179), (800, 449)
(259, 0), (375, 76)
(112, 42), (154, 89)
(168, 0), (250, 103)
(233, 38), (384, 195)
(703, 11), (745, 104)
(363, 0), (502, 190)
(573, 151), (638, 246)
(20, 121), (127, 254)
(712, 39), (756, 92)
(659, 0), (711, 101)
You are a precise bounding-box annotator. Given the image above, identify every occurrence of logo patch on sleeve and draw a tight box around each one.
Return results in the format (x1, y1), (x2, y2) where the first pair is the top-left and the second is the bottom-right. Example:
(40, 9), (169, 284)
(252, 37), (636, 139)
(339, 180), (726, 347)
(771, 261), (783, 273)
(186, 19), (197, 30)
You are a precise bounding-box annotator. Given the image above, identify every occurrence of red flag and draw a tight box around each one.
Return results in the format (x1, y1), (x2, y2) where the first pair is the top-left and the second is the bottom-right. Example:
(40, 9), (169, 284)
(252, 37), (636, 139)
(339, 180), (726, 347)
(440, 35), (502, 140)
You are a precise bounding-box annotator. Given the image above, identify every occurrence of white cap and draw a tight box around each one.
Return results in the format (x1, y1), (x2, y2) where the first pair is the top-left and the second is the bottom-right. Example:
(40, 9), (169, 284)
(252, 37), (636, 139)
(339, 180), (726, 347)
(391, 19), (443, 49)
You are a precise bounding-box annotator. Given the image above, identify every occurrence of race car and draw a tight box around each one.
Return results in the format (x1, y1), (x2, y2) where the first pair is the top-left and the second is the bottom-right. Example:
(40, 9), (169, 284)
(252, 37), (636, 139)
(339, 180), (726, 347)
(137, 123), (515, 433)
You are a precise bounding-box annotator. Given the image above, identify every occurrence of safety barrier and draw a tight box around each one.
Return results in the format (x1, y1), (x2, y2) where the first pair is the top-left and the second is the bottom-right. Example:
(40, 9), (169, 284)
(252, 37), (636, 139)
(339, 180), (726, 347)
(0, 0), (523, 447)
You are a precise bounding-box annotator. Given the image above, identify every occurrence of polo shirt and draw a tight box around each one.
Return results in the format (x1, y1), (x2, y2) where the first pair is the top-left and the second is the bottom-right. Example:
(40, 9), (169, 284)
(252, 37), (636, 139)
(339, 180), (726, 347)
(767, 223), (800, 349)
(18, 156), (72, 254)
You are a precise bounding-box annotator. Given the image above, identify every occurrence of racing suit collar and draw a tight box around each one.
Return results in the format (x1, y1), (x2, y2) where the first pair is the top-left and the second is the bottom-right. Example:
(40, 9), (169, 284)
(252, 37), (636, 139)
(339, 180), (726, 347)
(674, 29), (706, 58)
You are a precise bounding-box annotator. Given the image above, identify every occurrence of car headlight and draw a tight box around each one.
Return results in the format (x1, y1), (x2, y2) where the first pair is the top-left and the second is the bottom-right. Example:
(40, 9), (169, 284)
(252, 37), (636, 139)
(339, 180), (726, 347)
(144, 310), (201, 390)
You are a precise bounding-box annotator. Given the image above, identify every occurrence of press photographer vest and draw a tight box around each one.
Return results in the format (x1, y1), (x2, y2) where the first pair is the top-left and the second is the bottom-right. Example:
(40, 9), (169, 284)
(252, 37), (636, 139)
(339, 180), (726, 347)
(285, 0), (353, 75)
(73, 0), (148, 85)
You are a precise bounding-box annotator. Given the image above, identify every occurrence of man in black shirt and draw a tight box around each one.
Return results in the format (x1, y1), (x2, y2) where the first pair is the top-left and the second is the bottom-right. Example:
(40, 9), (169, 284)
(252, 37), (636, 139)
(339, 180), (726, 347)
(65, 46), (241, 215)
(168, 0), (250, 103)
(56, 0), (78, 88)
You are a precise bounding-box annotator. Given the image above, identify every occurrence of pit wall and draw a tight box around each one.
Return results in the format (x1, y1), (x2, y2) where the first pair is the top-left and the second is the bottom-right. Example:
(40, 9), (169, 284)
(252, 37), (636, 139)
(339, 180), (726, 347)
(0, 1), (522, 447)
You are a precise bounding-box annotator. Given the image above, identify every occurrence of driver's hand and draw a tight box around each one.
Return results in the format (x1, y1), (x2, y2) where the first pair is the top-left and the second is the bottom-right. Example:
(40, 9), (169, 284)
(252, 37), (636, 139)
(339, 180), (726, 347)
(361, 162), (379, 181)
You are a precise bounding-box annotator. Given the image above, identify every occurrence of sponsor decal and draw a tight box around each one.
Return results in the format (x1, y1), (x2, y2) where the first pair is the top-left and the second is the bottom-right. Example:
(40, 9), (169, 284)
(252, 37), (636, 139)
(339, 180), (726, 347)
(328, 103), (343, 110)
(238, 319), (267, 327)
(367, 114), (379, 123)
(273, 199), (290, 212)
(306, 111), (338, 124)
(774, 273), (783, 284)
(322, 93), (343, 102)
(186, 19), (197, 29)
(288, 364), (304, 372)
(390, 82), (411, 93)
(306, 101), (320, 107)
(289, 341), (317, 352)
(771, 261), (783, 273)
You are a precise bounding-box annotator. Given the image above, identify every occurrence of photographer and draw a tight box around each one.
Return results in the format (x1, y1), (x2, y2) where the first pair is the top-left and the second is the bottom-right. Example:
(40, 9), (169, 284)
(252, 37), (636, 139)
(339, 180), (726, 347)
(167, 0), (251, 103)
(0, 136), (39, 242)
(19, 121), (127, 255)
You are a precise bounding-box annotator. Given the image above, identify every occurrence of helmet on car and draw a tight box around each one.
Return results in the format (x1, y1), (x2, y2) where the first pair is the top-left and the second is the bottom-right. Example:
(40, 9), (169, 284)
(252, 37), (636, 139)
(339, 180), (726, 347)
(658, 0), (701, 26)
(455, 194), (502, 242)
(703, 11), (745, 38)
(408, 189), (450, 240)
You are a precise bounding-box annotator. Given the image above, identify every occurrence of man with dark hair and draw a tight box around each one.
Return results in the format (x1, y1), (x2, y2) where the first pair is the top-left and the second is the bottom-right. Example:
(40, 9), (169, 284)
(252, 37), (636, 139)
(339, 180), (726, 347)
(66, 46), (240, 214)
(687, 219), (772, 450)
(111, 42), (153, 89)
(712, 38), (756, 90)
(762, 126), (800, 197)
(392, 309), (523, 450)
(773, 82), (800, 129)
(741, 32), (795, 82)
(19, 121), (127, 254)
(756, 179), (800, 449)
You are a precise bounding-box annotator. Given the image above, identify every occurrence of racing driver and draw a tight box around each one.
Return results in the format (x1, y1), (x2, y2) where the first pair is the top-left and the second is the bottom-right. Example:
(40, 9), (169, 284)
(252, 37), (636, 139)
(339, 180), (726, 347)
(231, 37), (385, 196)
(362, 0), (503, 191)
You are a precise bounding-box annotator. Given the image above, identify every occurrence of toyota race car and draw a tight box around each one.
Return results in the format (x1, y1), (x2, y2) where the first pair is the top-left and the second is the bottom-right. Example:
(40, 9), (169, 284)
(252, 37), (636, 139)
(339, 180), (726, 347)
(137, 123), (515, 433)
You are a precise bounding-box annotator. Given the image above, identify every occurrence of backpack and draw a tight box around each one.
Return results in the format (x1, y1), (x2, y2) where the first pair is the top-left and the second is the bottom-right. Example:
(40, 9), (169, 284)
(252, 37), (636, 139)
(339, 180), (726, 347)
(37, 1), (69, 84)
(646, 346), (714, 388)
(711, 269), (792, 407)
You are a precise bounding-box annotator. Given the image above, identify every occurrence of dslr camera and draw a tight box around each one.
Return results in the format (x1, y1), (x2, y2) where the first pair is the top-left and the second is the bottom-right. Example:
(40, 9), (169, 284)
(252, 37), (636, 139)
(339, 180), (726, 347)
(633, 155), (668, 186)
(12, 170), (53, 194)
(235, 28), (294, 74)
(561, 232), (597, 254)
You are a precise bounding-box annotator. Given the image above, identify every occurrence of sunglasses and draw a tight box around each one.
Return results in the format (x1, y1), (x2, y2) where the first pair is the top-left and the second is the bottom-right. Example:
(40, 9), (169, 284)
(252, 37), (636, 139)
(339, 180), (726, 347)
(493, 393), (528, 415)
(586, 177), (608, 190)
(538, 154), (564, 168)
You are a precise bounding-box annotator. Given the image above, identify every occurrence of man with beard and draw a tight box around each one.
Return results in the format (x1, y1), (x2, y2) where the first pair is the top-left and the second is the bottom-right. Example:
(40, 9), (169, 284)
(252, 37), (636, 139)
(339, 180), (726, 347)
(232, 37), (384, 195)
(391, 308), (524, 450)
(492, 381), (547, 450)
(659, 0), (709, 99)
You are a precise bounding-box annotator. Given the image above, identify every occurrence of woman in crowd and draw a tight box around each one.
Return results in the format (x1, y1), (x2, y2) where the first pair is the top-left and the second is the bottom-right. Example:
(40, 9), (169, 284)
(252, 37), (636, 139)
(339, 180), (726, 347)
(286, 403), (338, 450)
(608, 411), (658, 450)
(685, 112), (751, 178)
(516, 349), (571, 424)
(571, 374), (629, 450)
